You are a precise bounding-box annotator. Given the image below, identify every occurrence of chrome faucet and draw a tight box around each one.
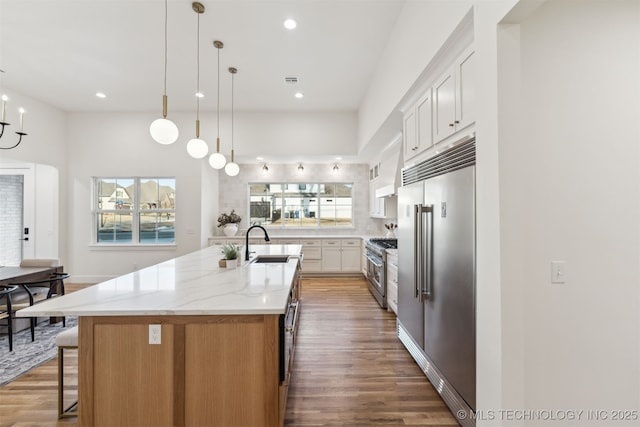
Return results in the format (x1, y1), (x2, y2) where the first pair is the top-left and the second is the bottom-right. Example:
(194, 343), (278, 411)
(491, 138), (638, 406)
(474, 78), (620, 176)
(245, 225), (270, 260)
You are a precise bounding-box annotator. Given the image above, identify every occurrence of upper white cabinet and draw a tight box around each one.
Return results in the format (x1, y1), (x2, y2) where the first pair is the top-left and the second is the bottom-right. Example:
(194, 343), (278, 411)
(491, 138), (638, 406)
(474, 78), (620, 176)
(403, 108), (417, 160)
(368, 150), (400, 219)
(403, 89), (434, 162)
(434, 47), (475, 144)
(402, 46), (475, 161)
(369, 181), (385, 218)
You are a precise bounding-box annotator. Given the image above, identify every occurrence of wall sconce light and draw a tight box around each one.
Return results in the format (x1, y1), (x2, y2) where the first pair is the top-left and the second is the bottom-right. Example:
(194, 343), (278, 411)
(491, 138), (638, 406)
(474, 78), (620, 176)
(262, 164), (269, 173)
(297, 164), (304, 173)
(332, 163), (340, 172)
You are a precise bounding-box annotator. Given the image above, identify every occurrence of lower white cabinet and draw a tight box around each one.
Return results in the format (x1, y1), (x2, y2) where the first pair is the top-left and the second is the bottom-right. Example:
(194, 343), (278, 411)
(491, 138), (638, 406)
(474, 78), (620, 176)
(361, 240), (367, 276)
(321, 239), (361, 273)
(386, 250), (398, 315)
(209, 236), (362, 275)
(300, 239), (322, 273)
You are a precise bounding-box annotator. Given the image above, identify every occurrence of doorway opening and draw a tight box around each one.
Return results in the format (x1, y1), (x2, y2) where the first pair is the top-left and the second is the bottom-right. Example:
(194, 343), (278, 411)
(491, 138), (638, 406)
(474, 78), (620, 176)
(0, 174), (24, 265)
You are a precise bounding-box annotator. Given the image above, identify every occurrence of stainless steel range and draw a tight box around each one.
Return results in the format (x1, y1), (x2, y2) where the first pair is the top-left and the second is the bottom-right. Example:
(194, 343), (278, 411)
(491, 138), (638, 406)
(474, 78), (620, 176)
(365, 238), (397, 308)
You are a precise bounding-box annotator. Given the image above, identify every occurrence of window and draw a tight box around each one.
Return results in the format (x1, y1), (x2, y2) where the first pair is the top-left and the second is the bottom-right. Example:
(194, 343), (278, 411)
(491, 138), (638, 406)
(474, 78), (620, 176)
(94, 177), (176, 244)
(249, 182), (353, 228)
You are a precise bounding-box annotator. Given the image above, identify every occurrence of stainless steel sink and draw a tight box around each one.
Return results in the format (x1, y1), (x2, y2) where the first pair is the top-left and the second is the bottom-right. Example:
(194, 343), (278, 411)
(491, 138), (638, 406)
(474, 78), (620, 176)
(251, 255), (291, 264)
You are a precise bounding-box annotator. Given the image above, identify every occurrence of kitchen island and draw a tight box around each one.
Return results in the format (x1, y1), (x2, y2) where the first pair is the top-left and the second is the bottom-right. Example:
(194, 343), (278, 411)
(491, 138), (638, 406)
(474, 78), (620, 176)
(18, 244), (302, 427)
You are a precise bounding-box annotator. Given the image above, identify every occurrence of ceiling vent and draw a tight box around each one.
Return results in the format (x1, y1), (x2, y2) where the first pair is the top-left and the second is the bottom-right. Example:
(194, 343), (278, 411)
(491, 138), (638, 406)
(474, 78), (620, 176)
(284, 76), (299, 85)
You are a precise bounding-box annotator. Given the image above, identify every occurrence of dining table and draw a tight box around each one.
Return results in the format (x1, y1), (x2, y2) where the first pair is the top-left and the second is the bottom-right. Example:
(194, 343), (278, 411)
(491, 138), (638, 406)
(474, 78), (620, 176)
(0, 265), (61, 286)
(0, 265), (65, 323)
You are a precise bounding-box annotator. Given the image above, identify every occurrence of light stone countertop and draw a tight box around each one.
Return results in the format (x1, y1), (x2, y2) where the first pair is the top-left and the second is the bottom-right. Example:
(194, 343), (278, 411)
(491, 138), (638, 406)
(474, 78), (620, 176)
(17, 244), (302, 317)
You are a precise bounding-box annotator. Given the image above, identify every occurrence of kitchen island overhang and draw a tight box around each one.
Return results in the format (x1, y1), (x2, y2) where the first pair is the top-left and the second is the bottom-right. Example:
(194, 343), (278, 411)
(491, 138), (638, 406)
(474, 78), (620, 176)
(18, 244), (303, 427)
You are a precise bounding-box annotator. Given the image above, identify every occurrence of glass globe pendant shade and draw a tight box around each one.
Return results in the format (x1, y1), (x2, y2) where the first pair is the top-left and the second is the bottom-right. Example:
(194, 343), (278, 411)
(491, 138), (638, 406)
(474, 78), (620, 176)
(186, 138), (208, 158)
(225, 161), (240, 176)
(150, 118), (179, 145)
(209, 152), (226, 169)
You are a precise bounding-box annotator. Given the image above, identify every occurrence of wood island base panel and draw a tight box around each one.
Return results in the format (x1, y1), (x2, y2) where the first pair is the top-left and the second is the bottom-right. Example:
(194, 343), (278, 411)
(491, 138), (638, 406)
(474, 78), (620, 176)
(79, 315), (283, 427)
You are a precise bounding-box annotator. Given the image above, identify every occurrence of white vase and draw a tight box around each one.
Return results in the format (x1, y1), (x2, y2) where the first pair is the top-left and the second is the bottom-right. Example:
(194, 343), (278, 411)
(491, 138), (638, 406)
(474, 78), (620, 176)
(385, 230), (396, 238)
(223, 223), (238, 237)
(225, 258), (237, 269)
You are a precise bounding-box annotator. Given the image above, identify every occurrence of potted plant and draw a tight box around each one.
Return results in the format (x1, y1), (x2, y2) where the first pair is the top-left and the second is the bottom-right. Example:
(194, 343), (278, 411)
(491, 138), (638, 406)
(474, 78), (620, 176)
(220, 243), (240, 269)
(217, 209), (242, 237)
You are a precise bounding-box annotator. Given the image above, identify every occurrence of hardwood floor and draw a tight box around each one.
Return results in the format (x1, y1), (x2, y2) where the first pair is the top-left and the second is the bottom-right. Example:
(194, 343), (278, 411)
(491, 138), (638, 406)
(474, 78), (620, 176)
(285, 277), (457, 426)
(0, 278), (457, 427)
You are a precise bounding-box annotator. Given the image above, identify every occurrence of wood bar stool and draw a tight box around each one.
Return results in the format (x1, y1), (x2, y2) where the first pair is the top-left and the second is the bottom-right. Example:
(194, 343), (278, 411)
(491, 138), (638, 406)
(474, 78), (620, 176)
(55, 326), (78, 418)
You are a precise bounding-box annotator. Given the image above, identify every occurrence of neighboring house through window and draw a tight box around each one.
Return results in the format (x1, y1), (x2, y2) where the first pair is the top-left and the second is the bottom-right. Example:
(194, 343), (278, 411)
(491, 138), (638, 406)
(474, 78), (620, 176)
(94, 177), (176, 244)
(249, 182), (353, 228)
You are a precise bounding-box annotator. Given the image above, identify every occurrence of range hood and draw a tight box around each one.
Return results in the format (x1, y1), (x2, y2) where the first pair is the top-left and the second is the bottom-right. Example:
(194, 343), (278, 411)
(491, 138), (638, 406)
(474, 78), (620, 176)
(375, 183), (396, 198)
(374, 145), (402, 198)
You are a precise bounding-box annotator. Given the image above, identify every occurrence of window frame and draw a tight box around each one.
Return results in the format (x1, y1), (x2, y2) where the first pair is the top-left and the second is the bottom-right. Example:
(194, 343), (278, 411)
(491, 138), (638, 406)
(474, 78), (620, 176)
(247, 182), (355, 229)
(92, 176), (176, 246)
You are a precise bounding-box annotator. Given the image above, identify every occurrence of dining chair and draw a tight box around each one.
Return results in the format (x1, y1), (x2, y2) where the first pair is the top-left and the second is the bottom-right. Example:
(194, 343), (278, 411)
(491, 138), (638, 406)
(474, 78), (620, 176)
(0, 285), (19, 351)
(10, 272), (71, 337)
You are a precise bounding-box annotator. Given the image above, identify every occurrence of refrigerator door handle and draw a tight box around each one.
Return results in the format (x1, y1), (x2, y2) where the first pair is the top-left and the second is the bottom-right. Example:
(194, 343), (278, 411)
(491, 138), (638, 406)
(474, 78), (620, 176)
(413, 204), (422, 299)
(422, 204), (434, 300)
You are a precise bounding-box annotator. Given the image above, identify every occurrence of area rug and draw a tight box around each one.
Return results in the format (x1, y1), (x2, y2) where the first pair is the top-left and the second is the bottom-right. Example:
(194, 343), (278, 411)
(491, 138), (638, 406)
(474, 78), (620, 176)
(0, 317), (77, 386)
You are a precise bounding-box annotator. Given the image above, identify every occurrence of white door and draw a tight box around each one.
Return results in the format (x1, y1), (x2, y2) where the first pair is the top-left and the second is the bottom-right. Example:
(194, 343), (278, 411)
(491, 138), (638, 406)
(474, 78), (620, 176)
(0, 165), (35, 264)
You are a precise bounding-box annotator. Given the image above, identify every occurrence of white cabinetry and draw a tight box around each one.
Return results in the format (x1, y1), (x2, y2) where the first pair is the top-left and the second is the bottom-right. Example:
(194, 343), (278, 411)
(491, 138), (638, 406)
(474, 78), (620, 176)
(369, 167), (399, 219)
(321, 239), (361, 273)
(369, 181), (386, 218)
(361, 239), (367, 276)
(300, 239), (322, 273)
(209, 236), (363, 275)
(434, 47), (475, 144)
(386, 250), (398, 315)
(404, 89), (433, 161)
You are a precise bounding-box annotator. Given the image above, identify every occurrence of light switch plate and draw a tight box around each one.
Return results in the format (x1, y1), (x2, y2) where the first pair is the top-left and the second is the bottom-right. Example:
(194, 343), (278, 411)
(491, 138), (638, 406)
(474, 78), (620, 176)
(551, 261), (566, 284)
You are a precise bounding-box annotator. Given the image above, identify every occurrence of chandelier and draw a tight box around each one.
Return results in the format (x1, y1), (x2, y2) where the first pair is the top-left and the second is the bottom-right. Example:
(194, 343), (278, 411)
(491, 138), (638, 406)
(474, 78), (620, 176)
(0, 95), (27, 150)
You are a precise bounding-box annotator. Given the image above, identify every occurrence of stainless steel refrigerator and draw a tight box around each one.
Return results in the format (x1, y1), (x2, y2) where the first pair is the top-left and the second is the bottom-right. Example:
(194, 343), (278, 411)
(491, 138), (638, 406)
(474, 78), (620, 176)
(397, 137), (476, 425)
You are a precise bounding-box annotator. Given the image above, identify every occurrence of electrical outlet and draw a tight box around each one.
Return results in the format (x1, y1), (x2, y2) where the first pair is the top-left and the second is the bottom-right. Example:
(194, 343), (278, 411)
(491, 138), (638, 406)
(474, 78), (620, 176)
(149, 324), (161, 344)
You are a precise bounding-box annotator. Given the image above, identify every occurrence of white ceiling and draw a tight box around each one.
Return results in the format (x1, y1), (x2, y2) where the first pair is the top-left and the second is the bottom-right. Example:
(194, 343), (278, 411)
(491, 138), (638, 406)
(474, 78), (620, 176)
(0, 0), (404, 120)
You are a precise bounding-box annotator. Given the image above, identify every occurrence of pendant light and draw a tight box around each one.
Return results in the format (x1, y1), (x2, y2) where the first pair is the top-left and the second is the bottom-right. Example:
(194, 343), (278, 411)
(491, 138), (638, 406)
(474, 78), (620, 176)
(149, 0), (179, 145)
(224, 67), (240, 177)
(208, 41), (227, 169)
(186, 2), (208, 158)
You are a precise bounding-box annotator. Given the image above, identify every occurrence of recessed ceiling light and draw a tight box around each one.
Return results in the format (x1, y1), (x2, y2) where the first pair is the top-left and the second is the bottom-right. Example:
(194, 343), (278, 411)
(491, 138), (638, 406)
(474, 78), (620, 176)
(335, 157), (343, 160)
(294, 92), (304, 99)
(196, 92), (204, 98)
(256, 156), (264, 160)
(283, 18), (297, 30)
(96, 92), (106, 98)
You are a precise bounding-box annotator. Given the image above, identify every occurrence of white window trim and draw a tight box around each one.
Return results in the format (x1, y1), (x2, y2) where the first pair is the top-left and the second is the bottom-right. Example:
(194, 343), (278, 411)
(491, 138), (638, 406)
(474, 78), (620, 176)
(92, 177), (177, 246)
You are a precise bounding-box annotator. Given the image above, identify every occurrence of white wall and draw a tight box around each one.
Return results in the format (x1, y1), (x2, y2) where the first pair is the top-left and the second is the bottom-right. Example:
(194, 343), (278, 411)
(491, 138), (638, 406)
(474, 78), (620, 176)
(232, 111), (357, 158)
(0, 87), (68, 263)
(496, 0), (640, 424)
(66, 112), (206, 282)
(357, 0), (473, 153)
(64, 110), (360, 281)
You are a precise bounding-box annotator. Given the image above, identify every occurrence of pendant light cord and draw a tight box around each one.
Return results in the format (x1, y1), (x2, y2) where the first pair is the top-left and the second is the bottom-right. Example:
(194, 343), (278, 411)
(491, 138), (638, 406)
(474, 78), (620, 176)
(216, 46), (220, 141)
(231, 70), (234, 155)
(163, 0), (168, 97)
(196, 9), (200, 133)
